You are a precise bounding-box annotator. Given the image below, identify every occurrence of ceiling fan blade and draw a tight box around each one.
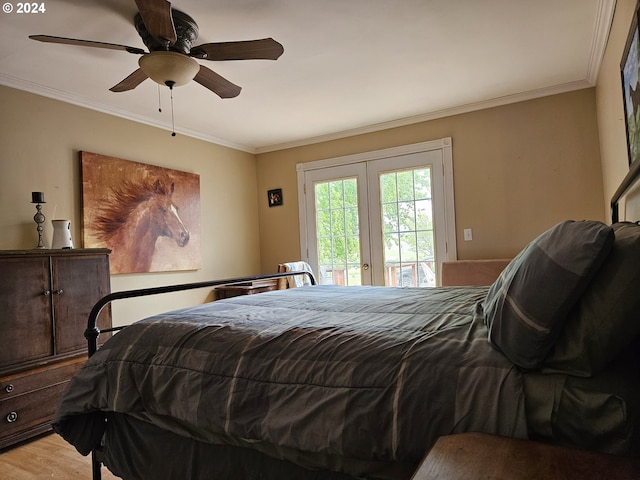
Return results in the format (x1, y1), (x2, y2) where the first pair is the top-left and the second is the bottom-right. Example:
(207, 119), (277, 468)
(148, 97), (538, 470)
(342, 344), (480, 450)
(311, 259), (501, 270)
(134, 0), (177, 46)
(194, 65), (241, 99)
(29, 35), (145, 55)
(191, 38), (284, 61)
(110, 69), (149, 92)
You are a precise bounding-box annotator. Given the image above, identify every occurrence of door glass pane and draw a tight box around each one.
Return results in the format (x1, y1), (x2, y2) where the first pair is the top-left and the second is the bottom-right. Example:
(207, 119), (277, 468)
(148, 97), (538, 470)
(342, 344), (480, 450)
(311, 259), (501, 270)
(380, 167), (436, 287)
(314, 177), (362, 285)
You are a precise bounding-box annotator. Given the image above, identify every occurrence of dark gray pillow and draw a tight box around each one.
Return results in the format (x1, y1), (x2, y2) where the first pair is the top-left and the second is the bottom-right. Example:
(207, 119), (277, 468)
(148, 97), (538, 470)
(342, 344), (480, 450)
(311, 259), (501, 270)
(543, 222), (640, 376)
(483, 220), (614, 369)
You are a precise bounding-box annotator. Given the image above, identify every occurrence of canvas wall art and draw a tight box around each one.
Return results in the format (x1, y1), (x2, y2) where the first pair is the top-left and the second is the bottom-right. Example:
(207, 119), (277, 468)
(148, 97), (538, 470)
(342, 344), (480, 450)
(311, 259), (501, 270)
(81, 151), (201, 274)
(621, 1), (640, 166)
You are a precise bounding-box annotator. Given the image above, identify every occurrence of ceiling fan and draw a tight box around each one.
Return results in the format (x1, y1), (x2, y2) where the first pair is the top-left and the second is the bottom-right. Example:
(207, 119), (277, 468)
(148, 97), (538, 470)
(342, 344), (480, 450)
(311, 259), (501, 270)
(29, 0), (284, 99)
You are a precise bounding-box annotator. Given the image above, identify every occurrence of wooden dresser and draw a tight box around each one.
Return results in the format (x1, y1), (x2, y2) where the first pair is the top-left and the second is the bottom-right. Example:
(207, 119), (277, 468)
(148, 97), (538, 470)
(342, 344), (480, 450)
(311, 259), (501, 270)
(0, 249), (111, 450)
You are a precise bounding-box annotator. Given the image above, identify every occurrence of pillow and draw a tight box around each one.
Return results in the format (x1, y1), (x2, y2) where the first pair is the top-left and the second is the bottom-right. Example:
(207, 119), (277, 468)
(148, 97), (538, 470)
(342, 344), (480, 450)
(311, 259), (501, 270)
(543, 222), (640, 376)
(483, 220), (614, 370)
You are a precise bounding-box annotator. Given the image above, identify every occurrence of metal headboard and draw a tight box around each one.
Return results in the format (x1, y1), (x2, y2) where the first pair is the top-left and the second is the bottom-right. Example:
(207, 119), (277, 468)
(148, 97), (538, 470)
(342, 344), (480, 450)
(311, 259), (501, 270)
(611, 159), (640, 223)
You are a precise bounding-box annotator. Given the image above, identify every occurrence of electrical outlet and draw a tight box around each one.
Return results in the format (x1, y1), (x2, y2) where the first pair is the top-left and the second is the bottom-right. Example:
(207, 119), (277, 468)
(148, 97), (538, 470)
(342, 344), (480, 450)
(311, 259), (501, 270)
(464, 228), (473, 241)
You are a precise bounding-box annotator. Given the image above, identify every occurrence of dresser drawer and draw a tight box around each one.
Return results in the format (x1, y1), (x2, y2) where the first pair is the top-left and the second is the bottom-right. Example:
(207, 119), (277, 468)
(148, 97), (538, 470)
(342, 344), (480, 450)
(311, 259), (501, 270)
(0, 380), (70, 440)
(0, 357), (84, 399)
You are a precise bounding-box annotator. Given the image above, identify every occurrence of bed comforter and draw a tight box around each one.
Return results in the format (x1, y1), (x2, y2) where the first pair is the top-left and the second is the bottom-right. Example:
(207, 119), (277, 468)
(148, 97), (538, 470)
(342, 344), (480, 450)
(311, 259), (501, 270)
(53, 285), (527, 479)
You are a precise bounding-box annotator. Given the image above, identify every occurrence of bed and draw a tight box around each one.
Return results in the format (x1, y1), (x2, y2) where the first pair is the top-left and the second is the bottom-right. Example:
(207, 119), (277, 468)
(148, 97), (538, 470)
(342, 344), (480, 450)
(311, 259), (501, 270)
(53, 160), (640, 480)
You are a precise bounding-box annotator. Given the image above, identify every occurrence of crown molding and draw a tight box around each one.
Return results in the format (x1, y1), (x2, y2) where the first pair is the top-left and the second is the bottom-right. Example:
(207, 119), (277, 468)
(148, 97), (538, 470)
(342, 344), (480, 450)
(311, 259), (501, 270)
(255, 80), (593, 154)
(0, 72), (255, 153)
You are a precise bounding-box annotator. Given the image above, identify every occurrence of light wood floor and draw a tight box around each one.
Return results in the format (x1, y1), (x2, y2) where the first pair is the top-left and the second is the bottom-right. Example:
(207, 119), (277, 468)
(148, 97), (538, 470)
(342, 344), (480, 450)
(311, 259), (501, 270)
(0, 433), (121, 480)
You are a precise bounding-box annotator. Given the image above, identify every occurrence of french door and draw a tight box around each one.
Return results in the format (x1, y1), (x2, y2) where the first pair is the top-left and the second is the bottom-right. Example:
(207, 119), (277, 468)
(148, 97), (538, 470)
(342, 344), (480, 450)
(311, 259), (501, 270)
(297, 139), (456, 287)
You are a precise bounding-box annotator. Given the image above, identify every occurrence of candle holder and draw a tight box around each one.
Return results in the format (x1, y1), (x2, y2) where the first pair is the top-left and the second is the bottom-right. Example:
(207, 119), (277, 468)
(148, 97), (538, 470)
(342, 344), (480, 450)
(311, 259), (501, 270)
(31, 192), (46, 249)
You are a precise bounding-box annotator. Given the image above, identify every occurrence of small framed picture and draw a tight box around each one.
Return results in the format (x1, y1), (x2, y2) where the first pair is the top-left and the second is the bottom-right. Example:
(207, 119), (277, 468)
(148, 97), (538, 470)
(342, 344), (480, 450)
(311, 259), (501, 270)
(267, 188), (283, 207)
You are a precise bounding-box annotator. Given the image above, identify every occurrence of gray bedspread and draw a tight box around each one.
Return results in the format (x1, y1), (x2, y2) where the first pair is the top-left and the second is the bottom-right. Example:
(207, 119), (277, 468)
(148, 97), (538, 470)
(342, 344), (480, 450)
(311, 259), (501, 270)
(53, 285), (527, 479)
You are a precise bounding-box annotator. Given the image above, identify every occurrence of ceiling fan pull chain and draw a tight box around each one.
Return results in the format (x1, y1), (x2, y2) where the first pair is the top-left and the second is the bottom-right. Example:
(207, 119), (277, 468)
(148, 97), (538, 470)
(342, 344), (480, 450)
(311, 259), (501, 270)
(158, 84), (162, 113)
(168, 82), (176, 137)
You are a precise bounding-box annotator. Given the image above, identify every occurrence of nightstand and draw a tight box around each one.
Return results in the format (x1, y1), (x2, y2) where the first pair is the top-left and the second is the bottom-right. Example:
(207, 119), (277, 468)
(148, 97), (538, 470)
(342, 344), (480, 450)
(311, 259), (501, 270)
(214, 279), (279, 300)
(411, 432), (640, 480)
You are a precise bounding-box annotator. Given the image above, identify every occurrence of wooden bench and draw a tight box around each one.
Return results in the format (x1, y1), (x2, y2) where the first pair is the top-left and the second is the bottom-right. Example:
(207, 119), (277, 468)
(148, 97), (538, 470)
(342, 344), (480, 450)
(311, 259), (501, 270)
(441, 259), (510, 286)
(411, 432), (640, 480)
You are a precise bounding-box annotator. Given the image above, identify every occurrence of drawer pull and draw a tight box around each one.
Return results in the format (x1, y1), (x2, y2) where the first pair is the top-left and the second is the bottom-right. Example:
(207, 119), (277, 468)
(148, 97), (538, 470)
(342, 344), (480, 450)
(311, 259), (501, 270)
(6, 411), (18, 423)
(43, 290), (51, 296)
(54, 289), (64, 295)
(4, 384), (14, 393)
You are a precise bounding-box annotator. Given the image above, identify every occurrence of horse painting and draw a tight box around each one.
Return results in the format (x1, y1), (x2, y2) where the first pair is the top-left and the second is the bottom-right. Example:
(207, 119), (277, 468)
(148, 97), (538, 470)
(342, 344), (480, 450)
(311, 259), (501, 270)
(93, 178), (190, 274)
(81, 151), (201, 274)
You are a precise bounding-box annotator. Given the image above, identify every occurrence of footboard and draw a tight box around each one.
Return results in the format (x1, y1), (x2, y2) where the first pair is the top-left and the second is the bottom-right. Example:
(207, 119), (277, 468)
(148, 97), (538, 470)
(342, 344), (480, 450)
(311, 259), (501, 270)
(84, 270), (315, 480)
(85, 271), (317, 357)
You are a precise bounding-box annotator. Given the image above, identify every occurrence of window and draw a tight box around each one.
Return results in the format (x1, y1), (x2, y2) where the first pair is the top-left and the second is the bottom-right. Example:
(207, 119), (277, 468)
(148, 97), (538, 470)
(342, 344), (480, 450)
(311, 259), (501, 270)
(297, 138), (456, 286)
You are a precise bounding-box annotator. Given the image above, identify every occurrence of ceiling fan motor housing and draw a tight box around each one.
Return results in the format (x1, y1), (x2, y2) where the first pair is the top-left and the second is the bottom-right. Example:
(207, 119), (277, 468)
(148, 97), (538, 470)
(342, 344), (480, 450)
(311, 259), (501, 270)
(134, 9), (199, 54)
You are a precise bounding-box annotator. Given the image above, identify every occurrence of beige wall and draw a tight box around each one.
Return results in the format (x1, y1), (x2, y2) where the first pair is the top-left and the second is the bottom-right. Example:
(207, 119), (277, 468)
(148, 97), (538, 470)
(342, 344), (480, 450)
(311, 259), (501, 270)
(257, 88), (605, 271)
(596, 0), (640, 221)
(0, 86), (260, 326)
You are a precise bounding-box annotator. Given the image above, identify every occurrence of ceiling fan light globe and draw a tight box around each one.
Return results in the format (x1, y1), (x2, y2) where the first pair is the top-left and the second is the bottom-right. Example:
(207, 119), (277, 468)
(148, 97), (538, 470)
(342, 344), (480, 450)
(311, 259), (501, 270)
(138, 51), (199, 87)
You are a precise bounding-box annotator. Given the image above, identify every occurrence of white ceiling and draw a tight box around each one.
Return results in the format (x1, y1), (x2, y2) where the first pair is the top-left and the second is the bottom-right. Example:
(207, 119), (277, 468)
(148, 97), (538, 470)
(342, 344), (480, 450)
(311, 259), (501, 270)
(0, 0), (616, 153)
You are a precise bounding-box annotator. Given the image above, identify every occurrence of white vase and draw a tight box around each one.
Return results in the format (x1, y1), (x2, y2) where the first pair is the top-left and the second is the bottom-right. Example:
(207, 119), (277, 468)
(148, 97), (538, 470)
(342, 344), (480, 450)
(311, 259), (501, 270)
(51, 219), (74, 249)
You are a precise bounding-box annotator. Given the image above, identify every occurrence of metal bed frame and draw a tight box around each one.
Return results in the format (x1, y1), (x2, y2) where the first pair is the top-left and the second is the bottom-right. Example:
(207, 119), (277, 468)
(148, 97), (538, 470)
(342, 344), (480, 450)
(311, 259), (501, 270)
(84, 270), (316, 480)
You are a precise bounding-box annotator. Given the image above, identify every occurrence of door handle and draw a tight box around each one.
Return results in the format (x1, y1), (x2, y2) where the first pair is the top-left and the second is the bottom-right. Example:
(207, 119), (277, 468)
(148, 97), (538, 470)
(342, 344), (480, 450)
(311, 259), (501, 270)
(362, 264), (369, 270)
